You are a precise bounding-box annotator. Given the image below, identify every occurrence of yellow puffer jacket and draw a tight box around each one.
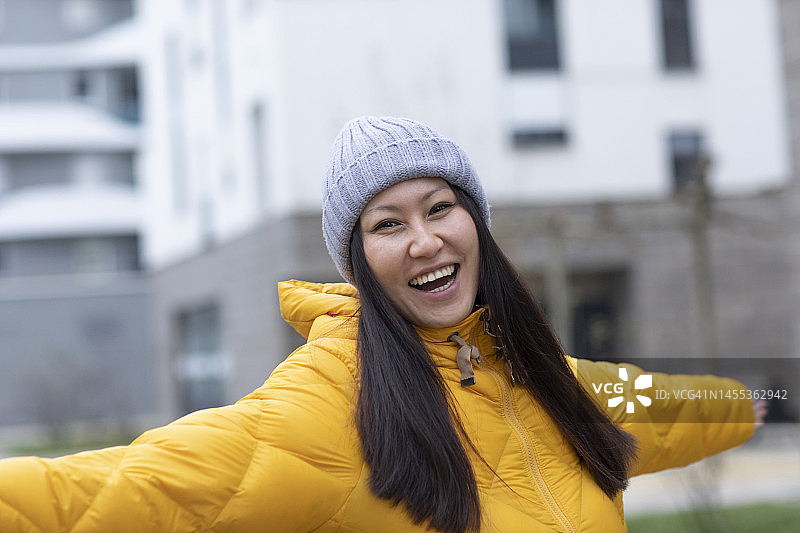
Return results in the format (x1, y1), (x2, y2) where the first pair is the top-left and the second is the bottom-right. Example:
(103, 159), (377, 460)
(0, 280), (754, 532)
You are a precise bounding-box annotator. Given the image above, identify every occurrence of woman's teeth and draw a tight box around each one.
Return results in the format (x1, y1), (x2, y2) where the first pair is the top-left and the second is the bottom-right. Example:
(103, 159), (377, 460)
(409, 264), (456, 287)
(427, 276), (455, 293)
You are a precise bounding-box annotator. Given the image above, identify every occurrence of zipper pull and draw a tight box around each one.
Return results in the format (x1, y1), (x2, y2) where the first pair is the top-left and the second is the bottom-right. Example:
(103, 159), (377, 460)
(448, 332), (483, 387)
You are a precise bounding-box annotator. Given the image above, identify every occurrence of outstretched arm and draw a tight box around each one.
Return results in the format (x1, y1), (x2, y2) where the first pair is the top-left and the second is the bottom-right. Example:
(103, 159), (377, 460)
(571, 358), (756, 477)
(0, 343), (360, 533)
(0, 402), (266, 532)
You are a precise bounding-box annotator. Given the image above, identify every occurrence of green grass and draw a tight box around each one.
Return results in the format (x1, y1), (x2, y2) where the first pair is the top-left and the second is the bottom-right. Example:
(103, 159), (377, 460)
(5, 434), (136, 458)
(626, 502), (800, 533)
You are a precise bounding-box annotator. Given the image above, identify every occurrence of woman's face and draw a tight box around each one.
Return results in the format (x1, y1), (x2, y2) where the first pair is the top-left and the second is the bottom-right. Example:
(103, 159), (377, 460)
(359, 177), (480, 329)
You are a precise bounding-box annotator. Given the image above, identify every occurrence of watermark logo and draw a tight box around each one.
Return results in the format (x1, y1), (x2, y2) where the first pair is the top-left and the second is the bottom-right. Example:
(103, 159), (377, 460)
(591, 368), (653, 413)
(577, 357), (797, 423)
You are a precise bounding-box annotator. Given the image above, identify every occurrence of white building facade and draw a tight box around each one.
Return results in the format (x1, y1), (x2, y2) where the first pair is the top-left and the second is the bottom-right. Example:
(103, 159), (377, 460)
(141, 0), (789, 268)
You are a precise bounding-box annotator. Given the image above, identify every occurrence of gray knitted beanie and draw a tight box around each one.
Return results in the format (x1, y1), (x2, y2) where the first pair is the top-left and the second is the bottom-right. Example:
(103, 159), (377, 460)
(322, 116), (491, 283)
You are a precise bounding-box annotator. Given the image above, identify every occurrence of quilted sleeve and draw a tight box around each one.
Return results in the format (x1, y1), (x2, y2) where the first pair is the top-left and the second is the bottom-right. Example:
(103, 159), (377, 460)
(572, 358), (755, 477)
(0, 340), (361, 533)
(0, 446), (127, 532)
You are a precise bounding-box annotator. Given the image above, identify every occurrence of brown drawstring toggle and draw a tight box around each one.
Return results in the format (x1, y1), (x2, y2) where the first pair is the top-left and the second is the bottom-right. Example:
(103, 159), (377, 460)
(448, 333), (483, 387)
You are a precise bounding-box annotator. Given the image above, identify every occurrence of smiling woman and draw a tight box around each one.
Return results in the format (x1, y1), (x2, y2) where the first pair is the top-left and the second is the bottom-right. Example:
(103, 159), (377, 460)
(0, 117), (764, 533)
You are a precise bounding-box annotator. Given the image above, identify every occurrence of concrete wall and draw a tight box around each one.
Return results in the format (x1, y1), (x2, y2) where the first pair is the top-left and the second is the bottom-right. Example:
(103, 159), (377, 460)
(491, 190), (794, 359)
(0, 275), (156, 430)
(150, 212), (336, 416)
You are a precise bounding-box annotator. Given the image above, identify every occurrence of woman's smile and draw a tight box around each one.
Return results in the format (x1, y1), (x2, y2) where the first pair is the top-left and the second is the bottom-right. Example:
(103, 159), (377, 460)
(408, 264), (457, 292)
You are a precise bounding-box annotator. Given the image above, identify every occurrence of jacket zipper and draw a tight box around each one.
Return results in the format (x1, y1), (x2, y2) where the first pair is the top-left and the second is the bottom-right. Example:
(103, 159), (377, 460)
(478, 361), (576, 533)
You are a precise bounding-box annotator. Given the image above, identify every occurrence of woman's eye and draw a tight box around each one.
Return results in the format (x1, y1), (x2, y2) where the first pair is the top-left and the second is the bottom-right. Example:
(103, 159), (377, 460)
(430, 202), (454, 216)
(372, 220), (399, 231)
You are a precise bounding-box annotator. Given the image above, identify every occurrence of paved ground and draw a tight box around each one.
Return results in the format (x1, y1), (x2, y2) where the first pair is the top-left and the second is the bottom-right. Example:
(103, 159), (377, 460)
(623, 423), (800, 516)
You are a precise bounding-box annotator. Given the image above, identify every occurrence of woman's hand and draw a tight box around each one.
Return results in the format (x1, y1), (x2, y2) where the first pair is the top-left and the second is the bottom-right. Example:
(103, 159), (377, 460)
(752, 399), (768, 428)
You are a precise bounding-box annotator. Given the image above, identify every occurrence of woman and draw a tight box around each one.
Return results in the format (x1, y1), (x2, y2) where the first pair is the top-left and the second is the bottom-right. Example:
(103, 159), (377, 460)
(0, 116), (765, 532)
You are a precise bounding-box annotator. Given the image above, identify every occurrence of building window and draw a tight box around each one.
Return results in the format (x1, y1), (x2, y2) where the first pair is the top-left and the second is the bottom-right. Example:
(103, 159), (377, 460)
(75, 235), (140, 273)
(512, 127), (568, 148)
(74, 70), (90, 100)
(0, 235), (140, 277)
(659, 0), (695, 70)
(6, 153), (72, 191)
(504, 0), (561, 71)
(115, 67), (140, 123)
(668, 130), (704, 192)
(526, 270), (628, 361)
(173, 303), (226, 415)
(573, 301), (617, 362)
(2, 239), (73, 277)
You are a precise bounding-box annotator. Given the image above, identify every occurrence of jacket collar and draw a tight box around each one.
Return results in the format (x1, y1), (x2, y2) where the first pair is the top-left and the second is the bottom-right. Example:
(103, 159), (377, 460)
(414, 307), (488, 345)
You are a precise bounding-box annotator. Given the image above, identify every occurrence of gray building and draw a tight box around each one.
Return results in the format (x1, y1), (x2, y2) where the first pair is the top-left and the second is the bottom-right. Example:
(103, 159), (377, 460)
(0, 0), (157, 439)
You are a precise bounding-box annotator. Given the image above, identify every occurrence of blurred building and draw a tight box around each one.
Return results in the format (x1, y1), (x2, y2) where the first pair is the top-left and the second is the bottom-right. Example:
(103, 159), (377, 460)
(0, 0), (157, 436)
(139, 0), (796, 420)
(780, 0), (800, 420)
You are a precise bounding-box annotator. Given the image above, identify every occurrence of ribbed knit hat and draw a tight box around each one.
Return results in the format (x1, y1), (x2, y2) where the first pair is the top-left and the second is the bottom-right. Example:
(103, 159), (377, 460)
(322, 116), (491, 283)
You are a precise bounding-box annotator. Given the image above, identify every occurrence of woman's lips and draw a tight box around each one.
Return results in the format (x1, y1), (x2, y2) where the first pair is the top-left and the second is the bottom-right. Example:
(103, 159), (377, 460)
(409, 264), (459, 293)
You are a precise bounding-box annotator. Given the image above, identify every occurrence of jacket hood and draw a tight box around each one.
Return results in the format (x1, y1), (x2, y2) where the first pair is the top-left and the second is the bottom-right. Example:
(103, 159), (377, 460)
(278, 280), (360, 341)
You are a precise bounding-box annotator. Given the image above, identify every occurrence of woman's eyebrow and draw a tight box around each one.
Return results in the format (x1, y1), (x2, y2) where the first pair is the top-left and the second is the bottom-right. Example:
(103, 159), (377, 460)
(362, 186), (449, 217)
(362, 203), (400, 216)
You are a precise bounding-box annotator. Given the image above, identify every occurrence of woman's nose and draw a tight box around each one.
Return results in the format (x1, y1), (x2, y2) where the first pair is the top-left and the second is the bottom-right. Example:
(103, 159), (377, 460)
(408, 226), (443, 258)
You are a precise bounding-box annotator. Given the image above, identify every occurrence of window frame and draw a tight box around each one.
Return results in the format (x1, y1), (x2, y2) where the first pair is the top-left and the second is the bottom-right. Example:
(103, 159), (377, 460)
(668, 130), (704, 193)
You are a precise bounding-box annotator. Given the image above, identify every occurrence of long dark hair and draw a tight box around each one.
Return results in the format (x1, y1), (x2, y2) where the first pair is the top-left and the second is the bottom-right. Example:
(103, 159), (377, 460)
(349, 185), (637, 533)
